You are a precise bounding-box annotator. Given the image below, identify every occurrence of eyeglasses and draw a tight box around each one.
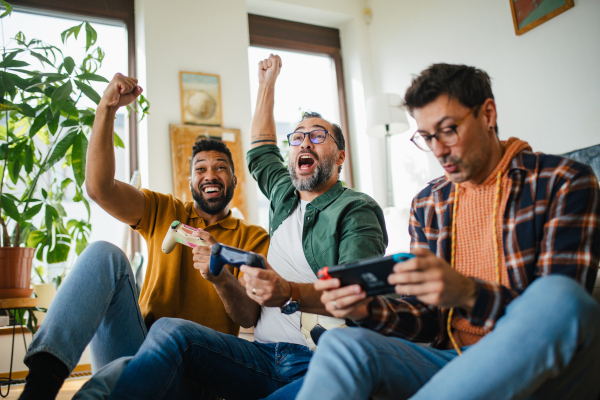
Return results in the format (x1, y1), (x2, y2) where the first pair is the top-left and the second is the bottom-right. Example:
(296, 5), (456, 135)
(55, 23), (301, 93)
(287, 129), (342, 149)
(410, 106), (478, 152)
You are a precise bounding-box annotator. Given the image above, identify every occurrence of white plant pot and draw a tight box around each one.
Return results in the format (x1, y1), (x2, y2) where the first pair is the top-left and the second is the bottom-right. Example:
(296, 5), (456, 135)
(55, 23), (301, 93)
(33, 283), (57, 309)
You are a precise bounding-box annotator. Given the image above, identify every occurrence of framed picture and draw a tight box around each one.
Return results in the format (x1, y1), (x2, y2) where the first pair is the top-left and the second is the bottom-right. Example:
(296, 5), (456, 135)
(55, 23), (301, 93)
(510, 0), (574, 36)
(180, 71), (223, 126)
(169, 124), (248, 219)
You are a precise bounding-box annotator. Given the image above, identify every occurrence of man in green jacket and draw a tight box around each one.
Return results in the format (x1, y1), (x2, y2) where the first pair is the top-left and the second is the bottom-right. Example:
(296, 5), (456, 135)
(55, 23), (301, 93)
(101, 53), (387, 400)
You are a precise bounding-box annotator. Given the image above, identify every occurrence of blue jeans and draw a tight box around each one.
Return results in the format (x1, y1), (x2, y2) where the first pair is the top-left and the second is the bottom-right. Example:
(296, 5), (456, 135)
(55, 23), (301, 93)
(26, 241), (220, 400)
(106, 318), (313, 400)
(295, 275), (600, 400)
(25, 241), (147, 372)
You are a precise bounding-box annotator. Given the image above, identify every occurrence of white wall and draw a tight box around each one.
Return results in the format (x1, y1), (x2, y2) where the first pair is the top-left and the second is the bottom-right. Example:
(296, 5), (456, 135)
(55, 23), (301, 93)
(368, 0), (600, 155)
(135, 0), (258, 222)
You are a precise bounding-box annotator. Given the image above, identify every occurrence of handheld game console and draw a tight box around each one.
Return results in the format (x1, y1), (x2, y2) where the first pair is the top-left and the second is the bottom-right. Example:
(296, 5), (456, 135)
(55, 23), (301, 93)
(209, 243), (266, 276)
(317, 253), (415, 296)
(162, 221), (209, 254)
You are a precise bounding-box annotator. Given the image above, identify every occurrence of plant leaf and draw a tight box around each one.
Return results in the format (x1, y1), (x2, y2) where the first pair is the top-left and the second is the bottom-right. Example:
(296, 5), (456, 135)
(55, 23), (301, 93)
(45, 204), (58, 232)
(1, 71), (16, 99)
(50, 80), (73, 115)
(61, 177), (73, 190)
(5, 72), (31, 90)
(55, 203), (66, 217)
(29, 51), (54, 67)
(47, 130), (78, 167)
(17, 102), (36, 117)
(75, 73), (109, 83)
(0, 59), (28, 69)
(60, 101), (79, 119)
(10, 159), (21, 184)
(47, 242), (70, 264)
(33, 73), (68, 79)
(82, 195), (90, 222)
(23, 203), (43, 220)
(74, 80), (100, 104)
(24, 144), (34, 173)
(1, 194), (21, 222)
(29, 110), (46, 137)
(63, 56), (75, 75)
(84, 22), (97, 51)
(114, 132), (125, 148)
(60, 119), (78, 127)
(60, 23), (83, 45)
(45, 107), (59, 135)
(0, 0), (13, 18)
(71, 132), (88, 186)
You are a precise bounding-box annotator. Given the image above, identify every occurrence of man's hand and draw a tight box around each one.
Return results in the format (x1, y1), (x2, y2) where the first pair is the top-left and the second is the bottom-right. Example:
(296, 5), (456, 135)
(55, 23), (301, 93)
(191, 230), (223, 284)
(241, 256), (291, 307)
(314, 278), (371, 320)
(99, 73), (143, 112)
(389, 248), (477, 312)
(258, 54), (282, 86)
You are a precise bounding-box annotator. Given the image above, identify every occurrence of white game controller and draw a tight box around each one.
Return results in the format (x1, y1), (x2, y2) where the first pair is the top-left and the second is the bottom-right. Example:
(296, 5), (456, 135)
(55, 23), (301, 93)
(162, 221), (209, 254)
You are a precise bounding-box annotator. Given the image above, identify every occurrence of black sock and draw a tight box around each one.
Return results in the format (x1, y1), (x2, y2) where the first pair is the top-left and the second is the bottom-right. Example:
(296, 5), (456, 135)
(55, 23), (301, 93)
(18, 352), (70, 400)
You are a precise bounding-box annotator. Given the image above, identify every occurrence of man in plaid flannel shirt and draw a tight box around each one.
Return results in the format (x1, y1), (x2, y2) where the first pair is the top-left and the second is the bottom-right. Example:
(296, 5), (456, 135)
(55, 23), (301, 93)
(296, 64), (600, 400)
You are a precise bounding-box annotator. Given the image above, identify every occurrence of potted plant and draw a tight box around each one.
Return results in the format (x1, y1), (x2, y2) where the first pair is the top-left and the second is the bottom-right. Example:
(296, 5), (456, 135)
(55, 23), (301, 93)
(0, 0), (148, 314)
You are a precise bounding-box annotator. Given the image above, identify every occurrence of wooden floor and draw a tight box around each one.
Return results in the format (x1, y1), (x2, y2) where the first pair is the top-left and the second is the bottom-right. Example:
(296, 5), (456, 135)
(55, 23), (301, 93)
(1, 377), (89, 400)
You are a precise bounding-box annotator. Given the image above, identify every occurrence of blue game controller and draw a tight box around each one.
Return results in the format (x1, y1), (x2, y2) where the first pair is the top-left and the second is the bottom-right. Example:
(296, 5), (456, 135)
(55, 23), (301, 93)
(209, 243), (267, 276)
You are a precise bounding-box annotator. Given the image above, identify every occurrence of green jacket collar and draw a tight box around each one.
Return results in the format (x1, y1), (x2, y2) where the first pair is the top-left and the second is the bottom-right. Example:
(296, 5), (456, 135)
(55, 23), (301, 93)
(296, 181), (345, 211)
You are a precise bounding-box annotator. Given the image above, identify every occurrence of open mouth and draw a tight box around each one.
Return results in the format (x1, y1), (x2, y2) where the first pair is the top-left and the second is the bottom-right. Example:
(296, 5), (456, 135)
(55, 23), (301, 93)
(297, 154), (316, 172)
(201, 184), (223, 197)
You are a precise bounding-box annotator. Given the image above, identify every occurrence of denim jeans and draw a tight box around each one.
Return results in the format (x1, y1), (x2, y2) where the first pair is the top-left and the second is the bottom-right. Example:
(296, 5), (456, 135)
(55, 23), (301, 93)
(105, 318), (314, 400)
(26, 241), (224, 400)
(25, 241), (147, 372)
(295, 275), (600, 400)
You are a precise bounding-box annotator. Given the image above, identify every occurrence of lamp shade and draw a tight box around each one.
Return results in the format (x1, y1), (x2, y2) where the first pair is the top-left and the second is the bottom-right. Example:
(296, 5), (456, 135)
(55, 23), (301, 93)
(366, 93), (410, 137)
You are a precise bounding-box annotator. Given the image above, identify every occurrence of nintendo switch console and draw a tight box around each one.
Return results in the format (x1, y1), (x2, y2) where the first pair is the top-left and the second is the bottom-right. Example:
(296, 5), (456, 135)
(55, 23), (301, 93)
(162, 221), (209, 254)
(209, 243), (266, 276)
(317, 253), (415, 296)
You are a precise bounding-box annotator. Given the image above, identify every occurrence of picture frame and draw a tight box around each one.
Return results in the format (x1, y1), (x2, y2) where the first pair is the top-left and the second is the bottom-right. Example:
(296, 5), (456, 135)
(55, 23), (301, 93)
(180, 71), (223, 126)
(510, 0), (574, 36)
(169, 124), (248, 219)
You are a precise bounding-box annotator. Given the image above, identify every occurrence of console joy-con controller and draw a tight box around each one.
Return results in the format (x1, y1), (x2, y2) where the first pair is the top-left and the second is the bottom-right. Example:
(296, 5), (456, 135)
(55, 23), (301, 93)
(209, 243), (266, 276)
(162, 221), (209, 254)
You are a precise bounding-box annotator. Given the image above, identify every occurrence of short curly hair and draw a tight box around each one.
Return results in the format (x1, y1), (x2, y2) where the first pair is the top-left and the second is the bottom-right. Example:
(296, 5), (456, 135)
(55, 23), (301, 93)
(404, 63), (498, 134)
(190, 138), (234, 174)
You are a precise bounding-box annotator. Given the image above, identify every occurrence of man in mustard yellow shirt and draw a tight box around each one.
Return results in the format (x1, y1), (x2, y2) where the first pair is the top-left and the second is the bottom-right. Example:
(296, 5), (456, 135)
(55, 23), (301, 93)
(18, 74), (269, 400)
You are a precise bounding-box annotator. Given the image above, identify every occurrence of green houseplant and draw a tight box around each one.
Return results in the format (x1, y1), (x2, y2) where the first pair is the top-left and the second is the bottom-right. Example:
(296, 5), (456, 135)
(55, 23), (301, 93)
(0, 1), (148, 331)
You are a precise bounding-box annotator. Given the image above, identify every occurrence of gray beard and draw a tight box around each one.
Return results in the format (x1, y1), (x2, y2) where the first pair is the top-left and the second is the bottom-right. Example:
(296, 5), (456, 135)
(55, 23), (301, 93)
(288, 152), (336, 192)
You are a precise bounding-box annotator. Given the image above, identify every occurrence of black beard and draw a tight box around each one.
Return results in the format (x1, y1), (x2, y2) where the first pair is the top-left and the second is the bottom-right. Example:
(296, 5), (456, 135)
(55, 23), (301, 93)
(288, 151), (336, 191)
(191, 182), (234, 215)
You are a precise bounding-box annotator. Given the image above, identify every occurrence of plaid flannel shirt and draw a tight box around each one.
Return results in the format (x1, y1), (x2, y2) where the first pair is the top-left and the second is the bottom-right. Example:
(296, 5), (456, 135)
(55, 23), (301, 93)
(358, 150), (600, 348)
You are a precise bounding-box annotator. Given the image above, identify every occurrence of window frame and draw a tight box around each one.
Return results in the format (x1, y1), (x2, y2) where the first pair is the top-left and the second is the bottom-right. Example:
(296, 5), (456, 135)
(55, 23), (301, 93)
(248, 14), (354, 188)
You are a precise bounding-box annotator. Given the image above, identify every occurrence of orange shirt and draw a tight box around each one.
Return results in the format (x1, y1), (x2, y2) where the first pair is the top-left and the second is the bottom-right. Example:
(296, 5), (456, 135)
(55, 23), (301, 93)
(134, 189), (269, 336)
(451, 138), (531, 347)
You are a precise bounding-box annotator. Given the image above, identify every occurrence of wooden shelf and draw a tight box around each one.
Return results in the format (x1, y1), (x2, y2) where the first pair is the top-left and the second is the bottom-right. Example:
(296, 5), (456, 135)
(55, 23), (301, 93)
(0, 298), (38, 309)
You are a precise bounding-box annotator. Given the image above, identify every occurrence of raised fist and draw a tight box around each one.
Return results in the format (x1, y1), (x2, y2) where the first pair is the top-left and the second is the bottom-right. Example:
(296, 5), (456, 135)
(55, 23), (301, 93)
(258, 54), (282, 85)
(100, 73), (143, 111)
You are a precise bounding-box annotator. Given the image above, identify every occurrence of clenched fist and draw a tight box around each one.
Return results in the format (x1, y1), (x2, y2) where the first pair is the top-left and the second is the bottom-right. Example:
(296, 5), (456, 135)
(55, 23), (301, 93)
(258, 54), (282, 86)
(99, 73), (143, 112)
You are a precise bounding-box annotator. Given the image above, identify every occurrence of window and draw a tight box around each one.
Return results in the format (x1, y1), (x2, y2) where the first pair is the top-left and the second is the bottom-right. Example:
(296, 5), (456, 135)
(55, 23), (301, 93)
(248, 14), (352, 228)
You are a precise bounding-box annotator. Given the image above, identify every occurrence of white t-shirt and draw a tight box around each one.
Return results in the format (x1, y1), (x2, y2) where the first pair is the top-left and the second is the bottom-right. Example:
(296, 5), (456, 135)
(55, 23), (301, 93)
(254, 200), (317, 346)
